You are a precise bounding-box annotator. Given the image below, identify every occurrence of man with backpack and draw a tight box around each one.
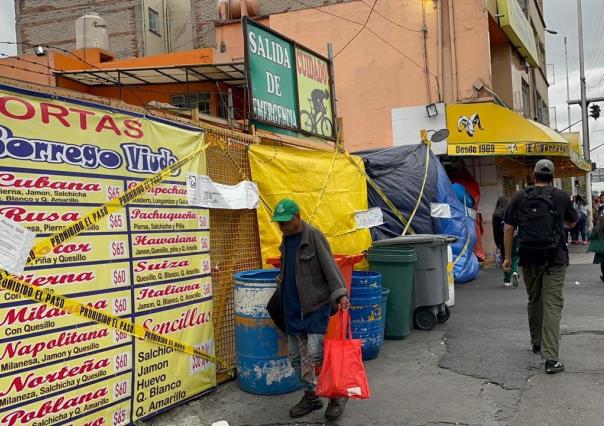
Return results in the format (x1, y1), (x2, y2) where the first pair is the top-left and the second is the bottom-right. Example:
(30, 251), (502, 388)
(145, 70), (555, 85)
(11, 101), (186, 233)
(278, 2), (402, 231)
(503, 159), (578, 374)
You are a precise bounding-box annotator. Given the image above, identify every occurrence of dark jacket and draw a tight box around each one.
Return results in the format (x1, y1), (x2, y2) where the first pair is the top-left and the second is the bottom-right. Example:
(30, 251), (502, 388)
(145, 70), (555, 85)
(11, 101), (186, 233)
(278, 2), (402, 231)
(278, 222), (347, 316)
(492, 213), (505, 251)
(588, 228), (604, 254)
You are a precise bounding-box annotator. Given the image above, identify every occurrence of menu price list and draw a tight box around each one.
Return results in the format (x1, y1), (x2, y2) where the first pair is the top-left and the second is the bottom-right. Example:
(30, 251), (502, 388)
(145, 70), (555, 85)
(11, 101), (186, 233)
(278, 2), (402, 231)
(0, 167), (214, 425)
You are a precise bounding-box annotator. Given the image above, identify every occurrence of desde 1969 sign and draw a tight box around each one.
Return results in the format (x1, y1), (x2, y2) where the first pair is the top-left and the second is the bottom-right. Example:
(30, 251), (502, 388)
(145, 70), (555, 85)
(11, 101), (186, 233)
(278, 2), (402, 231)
(243, 17), (335, 140)
(244, 18), (298, 130)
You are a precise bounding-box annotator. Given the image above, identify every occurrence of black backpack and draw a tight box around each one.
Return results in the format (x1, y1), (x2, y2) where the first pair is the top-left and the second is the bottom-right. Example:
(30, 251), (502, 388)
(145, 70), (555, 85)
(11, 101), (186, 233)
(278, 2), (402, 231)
(517, 187), (561, 251)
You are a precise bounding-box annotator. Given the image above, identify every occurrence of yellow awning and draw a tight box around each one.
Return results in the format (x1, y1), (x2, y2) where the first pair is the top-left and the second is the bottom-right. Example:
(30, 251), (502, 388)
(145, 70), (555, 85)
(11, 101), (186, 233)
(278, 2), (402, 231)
(561, 132), (591, 173)
(446, 102), (570, 157)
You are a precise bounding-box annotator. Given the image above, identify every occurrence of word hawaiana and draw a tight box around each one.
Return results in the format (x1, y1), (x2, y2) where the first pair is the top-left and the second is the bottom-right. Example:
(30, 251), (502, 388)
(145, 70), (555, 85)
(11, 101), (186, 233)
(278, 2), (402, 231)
(0, 125), (179, 174)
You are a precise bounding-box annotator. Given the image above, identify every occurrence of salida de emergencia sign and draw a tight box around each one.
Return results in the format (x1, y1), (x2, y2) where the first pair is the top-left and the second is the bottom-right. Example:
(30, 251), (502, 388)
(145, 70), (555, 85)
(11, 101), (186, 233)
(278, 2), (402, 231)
(244, 18), (298, 130)
(243, 18), (335, 139)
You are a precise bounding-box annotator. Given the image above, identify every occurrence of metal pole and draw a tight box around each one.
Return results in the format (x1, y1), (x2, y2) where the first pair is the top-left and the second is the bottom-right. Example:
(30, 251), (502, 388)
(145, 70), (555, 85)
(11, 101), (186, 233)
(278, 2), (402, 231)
(565, 36), (572, 130)
(327, 43), (340, 142)
(227, 88), (234, 128)
(565, 36), (575, 193)
(578, 0), (593, 220)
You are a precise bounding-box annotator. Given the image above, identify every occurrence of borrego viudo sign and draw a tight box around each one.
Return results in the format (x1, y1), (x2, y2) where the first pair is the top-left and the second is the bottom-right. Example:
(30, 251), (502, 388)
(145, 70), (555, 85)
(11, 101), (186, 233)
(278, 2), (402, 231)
(243, 17), (335, 139)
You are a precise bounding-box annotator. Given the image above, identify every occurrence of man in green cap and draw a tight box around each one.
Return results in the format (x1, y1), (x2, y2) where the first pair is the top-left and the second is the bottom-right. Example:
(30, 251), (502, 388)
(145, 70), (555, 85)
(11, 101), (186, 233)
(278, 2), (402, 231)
(271, 198), (349, 421)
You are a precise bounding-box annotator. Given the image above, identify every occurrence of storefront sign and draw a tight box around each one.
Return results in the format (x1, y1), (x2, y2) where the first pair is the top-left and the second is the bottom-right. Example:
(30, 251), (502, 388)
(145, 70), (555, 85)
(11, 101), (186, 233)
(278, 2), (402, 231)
(243, 18), (336, 140)
(0, 86), (215, 425)
(446, 102), (570, 157)
(497, 0), (539, 67)
(296, 47), (334, 138)
(244, 18), (298, 131)
(562, 132), (592, 172)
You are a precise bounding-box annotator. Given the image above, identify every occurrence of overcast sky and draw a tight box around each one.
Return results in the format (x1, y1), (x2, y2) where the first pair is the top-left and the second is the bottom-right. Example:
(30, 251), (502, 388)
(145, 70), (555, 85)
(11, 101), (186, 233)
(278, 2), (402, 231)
(0, 1), (603, 159)
(545, 0), (604, 163)
(0, 0), (16, 56)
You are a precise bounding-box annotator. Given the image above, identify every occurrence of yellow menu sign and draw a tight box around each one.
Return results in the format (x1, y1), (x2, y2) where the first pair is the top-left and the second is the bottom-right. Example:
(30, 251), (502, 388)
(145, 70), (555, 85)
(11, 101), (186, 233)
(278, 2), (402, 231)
(0, 85), (215, 425)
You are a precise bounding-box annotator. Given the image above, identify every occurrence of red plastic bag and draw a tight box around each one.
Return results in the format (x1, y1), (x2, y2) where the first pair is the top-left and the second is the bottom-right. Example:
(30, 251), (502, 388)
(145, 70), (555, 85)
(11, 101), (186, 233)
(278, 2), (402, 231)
(316, 311), (371, 399)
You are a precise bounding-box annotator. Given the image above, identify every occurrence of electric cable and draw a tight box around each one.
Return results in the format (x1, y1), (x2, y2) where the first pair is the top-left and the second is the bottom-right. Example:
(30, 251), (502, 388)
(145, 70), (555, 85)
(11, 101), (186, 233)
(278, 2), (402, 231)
(335, 0), (378, 57)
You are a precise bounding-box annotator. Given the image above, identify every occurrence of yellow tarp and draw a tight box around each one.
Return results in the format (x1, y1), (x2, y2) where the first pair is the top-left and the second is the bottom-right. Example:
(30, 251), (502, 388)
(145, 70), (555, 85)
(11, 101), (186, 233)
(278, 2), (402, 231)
(249, 145), (372, 267)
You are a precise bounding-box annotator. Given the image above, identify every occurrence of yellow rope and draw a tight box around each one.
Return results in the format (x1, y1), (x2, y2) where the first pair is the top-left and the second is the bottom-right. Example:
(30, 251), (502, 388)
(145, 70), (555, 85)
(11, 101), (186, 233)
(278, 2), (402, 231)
(402, 140), (431, 236)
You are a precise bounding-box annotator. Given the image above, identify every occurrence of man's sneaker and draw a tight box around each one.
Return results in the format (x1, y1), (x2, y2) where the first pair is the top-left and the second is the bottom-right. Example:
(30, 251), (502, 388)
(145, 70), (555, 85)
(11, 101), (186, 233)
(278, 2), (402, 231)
(545, 360), (565, 374)
(289, 391), (323, 418)
(512, 272), (520, 288)
(325, 398), (348, 421)
(504, 282), (512, 287)
(600, 275), (604, 283)
(532, 344), (541, 354)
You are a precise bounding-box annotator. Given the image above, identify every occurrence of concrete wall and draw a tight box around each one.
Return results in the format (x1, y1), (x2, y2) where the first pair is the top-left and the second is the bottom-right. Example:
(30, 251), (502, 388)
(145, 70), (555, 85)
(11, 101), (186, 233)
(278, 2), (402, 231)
(0, 54), (56, 86)
(192, 0), (356, 49)
(143, 0), (168, 55)
(167, 0), (193, 51)
(491, 42), (514, 107)
(15, 0), (143, 59)
(391, 103), (448, 155)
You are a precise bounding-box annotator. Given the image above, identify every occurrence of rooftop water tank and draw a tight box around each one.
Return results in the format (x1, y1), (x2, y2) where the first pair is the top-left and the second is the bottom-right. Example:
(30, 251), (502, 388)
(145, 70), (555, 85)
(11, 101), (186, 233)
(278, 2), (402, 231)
(75, 12), (109, 50)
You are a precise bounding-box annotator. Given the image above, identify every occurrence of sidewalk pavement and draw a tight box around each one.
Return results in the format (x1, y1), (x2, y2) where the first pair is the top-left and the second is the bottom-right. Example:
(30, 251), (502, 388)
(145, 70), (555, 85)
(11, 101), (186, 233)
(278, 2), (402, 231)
(149, 245), (604, 425)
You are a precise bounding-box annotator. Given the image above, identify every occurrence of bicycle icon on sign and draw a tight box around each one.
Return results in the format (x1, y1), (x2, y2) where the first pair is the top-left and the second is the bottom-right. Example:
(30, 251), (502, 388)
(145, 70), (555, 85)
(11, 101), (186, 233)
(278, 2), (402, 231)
(300, 88), (333, 136)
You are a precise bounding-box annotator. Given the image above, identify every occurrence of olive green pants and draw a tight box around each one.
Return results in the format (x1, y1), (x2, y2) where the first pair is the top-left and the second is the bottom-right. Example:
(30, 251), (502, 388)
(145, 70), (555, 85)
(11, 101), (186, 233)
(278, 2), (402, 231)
(522, 264), (566, 361)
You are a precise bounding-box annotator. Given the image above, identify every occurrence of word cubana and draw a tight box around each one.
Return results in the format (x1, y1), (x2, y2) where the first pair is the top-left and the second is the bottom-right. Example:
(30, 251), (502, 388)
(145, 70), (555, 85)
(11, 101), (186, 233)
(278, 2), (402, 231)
(0, 125), (179, 174)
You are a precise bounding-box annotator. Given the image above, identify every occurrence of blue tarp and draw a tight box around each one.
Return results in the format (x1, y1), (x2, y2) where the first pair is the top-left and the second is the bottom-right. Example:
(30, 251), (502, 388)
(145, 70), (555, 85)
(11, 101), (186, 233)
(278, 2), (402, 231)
(357, 144), (479, 283)
(435, 165), (480, 283)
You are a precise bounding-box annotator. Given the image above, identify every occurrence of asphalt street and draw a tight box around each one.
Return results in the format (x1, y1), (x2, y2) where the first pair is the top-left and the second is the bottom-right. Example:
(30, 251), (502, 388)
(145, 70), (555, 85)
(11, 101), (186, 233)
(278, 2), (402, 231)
(148, 245), (604, 425)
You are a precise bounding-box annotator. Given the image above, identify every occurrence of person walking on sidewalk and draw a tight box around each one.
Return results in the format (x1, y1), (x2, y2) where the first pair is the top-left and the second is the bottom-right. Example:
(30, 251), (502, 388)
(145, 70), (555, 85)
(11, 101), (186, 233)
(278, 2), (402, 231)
(271, 198), (350, 421)
(588, 216), (604, 282)
(574, 195), (589, 245)
(503, 159), (578, 374)
(493, 196), (519, 287)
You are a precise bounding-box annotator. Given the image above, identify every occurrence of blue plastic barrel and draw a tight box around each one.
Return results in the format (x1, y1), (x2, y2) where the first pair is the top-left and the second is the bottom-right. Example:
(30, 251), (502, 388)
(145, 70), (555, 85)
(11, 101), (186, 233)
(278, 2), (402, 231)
(233, 269), (300, 395)
(381, 288), (390, 345)
(350, 271), (383, 360)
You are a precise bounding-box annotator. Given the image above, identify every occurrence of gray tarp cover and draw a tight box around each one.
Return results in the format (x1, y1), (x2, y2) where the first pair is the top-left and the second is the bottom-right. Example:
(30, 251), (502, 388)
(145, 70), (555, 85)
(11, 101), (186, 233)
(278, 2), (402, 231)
(357, 144), (440, 238)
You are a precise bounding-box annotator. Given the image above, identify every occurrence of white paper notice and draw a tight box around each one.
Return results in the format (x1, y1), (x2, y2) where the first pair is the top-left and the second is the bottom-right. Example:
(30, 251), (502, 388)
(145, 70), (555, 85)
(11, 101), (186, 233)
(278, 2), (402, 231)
(355, 207), (384, 229)
(187, 172), (201, 206)
(187, 174), (260, 209)
(430, 202), (452, 219)
(0, 216), (35, 275)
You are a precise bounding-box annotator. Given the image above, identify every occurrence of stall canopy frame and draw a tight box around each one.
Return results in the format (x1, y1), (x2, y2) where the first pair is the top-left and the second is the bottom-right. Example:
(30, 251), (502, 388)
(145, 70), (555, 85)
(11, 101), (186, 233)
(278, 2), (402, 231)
(55, 62), (246, 86)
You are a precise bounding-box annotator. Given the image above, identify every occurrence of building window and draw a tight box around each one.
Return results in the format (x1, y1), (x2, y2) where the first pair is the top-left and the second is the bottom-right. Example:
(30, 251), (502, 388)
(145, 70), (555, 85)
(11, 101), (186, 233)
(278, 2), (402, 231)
(521, 79), (530, 118)
(535, 93), (543, 123)
(148, 8), (160, 34)
(171, 93), (211, 114)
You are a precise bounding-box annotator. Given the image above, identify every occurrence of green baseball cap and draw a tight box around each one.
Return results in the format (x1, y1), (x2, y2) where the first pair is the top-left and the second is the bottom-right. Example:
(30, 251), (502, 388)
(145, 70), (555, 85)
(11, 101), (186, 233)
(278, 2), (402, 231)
(272, 198), (300, 222)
